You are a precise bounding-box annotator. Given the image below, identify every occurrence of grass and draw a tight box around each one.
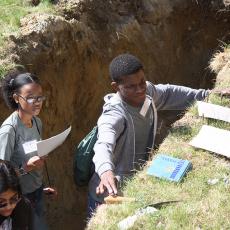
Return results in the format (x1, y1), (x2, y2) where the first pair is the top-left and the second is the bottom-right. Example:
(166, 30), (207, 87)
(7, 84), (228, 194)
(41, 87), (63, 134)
(87, 49), (230, 229)
(0, 0), (55, 46)
(0, 0), (55, 77)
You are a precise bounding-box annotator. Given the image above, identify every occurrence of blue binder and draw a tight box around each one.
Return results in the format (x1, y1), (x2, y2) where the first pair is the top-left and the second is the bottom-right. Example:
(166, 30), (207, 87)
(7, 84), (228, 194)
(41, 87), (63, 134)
(147, 154), (192, 182)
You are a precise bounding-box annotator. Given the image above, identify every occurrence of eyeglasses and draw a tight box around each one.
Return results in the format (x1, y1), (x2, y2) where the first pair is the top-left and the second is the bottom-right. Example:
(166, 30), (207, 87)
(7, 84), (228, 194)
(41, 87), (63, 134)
(17, 94), (46, 104)
(0, 194), (21, 209)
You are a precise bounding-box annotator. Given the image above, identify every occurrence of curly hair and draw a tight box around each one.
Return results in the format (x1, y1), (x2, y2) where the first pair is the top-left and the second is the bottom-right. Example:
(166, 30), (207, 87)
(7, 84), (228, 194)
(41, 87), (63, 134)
(109, 53), (144, 82)
(1, 71), (40, 110)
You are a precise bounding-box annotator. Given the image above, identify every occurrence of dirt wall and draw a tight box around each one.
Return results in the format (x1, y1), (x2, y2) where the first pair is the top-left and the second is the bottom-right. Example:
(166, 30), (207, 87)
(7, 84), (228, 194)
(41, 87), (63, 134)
(0, 0), (229, 229)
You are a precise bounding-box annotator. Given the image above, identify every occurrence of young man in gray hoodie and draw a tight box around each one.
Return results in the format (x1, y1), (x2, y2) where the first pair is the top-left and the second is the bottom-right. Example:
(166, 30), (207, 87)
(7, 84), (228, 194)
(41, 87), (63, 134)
(88, 53), (209, 216)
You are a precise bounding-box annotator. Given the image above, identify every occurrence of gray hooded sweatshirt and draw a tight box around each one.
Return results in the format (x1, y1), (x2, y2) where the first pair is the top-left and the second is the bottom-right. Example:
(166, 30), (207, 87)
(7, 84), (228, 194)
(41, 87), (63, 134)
(89, 81), (208, 202)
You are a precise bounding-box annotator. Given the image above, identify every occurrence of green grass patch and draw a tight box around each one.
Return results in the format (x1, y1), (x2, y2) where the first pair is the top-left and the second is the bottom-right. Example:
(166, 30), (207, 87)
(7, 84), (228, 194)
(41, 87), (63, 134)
(88, 114), (230, 229)
(0, 0), (55, 77)
(0, 0), (55, 46)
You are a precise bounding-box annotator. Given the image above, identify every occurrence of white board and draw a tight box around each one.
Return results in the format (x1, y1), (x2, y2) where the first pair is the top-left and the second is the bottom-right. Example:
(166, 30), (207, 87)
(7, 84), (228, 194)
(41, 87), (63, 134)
(197, 101), (230, 123)
(189, 125), (230, 158)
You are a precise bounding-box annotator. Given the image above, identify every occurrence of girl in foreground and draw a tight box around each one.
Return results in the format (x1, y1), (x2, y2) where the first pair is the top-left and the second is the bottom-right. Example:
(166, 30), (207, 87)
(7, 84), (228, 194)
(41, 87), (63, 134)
(0, 160), (34, 229)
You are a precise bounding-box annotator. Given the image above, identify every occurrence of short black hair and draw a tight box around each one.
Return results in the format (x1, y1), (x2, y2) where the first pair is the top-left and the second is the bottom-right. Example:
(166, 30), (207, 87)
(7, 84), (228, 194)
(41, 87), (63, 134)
(1, 70), (40, 110)
(0, 160), (21, 195)
(109, 53), (143, 82)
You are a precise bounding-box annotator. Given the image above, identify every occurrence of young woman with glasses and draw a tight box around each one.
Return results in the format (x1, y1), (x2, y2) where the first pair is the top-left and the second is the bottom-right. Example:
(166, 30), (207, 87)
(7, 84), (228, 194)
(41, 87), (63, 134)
(0, 160), (34, 229)
(0, 71), (56, 229)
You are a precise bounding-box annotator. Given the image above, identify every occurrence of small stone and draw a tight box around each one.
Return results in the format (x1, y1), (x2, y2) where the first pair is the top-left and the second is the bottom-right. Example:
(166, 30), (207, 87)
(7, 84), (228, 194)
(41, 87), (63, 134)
(223, 177), (230, 185)
(207, 178), (219, 185)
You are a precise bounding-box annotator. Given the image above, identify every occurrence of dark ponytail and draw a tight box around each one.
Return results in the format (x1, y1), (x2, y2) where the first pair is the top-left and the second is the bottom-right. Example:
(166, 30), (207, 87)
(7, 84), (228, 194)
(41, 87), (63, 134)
(1, 71), (40, 110)
(0, 160), (21, 195)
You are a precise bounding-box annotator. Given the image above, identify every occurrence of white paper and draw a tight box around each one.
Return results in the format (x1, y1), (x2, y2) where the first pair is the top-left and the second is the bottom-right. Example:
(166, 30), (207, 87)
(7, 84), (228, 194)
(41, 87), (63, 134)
(197, 101), (230, 123)
(189, 125), (230, 158)
(36, 126), (71, 157)
(23, 140), (37, 154)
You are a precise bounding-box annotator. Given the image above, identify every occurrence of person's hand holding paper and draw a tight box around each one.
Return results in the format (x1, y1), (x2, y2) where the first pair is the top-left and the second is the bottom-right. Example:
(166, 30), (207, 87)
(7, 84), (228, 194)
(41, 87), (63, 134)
(25, 155), (45, 172)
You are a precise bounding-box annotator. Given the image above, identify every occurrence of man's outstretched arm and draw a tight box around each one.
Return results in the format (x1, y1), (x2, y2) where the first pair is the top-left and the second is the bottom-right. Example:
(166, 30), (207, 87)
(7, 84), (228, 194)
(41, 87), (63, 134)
(93, 110), (125, 196)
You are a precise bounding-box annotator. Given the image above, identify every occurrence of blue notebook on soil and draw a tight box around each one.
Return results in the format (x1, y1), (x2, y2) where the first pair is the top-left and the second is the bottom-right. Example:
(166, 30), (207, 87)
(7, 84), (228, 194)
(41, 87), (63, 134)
(147, 154), (192, 182)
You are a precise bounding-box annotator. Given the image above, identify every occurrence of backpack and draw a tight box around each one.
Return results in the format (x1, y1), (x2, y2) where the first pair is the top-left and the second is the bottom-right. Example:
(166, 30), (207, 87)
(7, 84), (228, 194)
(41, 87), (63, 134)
(73, 126), (98, 186)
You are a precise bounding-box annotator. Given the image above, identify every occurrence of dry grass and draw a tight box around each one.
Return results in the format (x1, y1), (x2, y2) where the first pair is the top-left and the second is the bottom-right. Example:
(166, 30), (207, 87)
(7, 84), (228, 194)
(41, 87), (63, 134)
(209, 46), (230, 74)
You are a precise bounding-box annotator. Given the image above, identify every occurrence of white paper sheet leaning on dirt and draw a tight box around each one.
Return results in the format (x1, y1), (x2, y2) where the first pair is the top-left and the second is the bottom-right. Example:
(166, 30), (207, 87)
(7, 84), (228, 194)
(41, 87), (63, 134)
(189, 125), (230, 158)
(197, 101), (230, 123)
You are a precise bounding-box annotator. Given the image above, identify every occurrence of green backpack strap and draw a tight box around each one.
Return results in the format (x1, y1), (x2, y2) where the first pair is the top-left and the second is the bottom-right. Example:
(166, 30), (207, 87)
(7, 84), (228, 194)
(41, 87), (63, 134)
(73, 120), (126, 187)
(73, 126), (98, 186)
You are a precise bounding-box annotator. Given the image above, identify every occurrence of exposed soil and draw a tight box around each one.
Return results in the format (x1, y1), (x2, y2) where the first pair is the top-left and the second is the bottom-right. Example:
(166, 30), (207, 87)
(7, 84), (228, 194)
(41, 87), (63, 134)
(0, 0), (230, 229)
